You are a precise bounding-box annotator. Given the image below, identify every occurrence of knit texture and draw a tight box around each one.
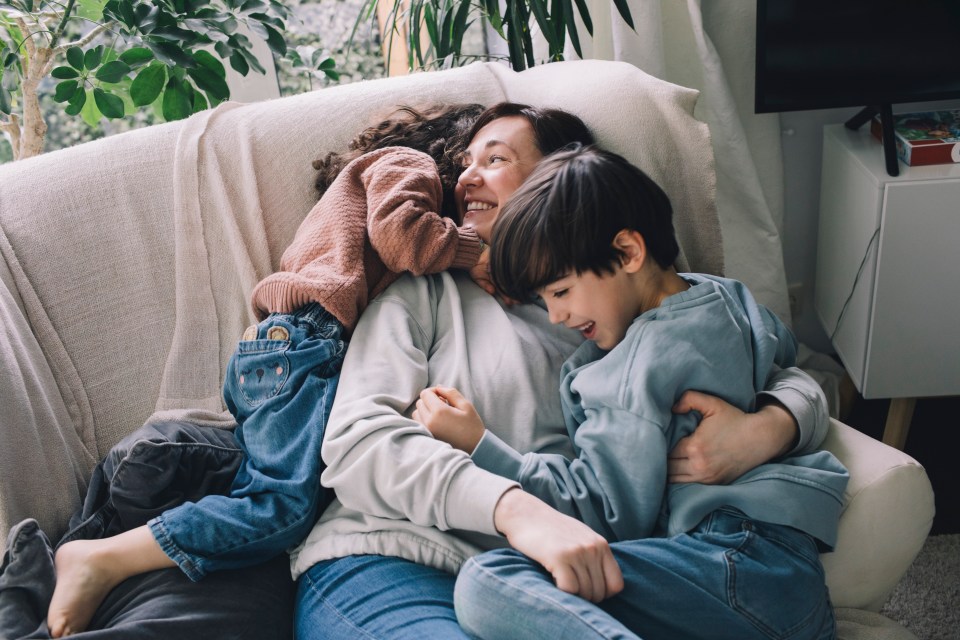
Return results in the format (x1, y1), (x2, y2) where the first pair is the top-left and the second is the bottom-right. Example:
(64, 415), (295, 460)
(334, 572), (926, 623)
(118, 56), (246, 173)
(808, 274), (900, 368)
(251, 147), (483, 330)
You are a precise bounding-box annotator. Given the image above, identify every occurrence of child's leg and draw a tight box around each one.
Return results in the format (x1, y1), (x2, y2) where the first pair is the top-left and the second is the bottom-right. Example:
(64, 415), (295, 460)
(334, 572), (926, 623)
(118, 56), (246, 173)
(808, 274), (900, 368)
(455, 509), (834, 640)
(150, 304), (346, 579)
(47, 525), (172, 637)
(46, 304), (345, 636)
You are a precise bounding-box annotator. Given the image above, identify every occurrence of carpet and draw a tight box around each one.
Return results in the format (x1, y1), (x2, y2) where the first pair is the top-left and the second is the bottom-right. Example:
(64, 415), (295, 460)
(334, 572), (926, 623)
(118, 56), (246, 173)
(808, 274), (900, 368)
(879, 534), (960, 640)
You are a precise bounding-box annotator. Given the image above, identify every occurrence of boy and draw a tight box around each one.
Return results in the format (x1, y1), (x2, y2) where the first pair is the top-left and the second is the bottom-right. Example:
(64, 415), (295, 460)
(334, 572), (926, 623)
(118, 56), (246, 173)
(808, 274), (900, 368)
(415, 145), (849, 639)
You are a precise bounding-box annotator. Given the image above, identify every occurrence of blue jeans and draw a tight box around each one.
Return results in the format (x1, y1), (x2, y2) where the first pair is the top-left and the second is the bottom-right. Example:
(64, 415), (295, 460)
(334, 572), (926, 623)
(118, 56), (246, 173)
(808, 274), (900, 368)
(295, 555), (469, 639)
(455, 509), (835, 640)
(149, 303), (346, 581)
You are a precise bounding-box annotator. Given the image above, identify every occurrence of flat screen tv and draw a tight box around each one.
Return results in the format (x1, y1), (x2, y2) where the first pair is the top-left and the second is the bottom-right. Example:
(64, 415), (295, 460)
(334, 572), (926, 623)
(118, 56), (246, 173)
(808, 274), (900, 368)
(754, 0), (960, 175)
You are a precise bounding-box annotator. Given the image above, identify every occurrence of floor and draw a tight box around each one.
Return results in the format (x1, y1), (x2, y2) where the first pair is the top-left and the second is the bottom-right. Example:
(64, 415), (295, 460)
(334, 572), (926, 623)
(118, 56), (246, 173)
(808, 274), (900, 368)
(842, 395), (960, 535)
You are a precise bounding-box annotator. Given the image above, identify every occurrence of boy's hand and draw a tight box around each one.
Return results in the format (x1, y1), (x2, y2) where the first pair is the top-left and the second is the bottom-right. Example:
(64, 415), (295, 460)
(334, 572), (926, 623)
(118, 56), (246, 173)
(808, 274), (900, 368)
(494, 488), (624, 603)
(413, 386), (486, 454)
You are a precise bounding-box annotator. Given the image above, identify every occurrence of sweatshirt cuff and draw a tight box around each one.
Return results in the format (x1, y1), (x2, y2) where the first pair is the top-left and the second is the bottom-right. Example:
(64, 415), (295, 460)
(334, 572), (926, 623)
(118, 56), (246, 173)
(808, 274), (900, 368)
(443, 461), (519, 536)
(471, 430), (525, 480)
(758, 384), (827, 454)
(451, 227), (484, 270)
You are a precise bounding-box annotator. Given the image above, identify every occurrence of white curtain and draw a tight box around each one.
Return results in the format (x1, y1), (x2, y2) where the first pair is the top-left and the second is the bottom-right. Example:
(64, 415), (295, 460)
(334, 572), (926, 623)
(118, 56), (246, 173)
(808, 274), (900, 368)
(549, 0), (848, 416)
(558, 0), (791, 322)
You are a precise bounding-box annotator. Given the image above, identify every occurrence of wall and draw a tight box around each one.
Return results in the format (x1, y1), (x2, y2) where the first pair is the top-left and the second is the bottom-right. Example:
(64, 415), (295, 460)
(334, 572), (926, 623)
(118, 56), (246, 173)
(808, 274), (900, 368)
(779, 99), (960, 352)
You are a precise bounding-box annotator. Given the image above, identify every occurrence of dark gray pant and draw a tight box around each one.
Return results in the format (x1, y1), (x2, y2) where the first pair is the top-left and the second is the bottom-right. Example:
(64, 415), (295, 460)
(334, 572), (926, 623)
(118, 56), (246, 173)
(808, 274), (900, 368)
(0, 421), (295, 639)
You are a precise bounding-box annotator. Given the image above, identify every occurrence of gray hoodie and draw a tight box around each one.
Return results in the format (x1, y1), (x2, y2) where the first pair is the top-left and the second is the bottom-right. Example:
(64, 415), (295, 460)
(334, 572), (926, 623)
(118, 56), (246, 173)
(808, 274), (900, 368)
(290, 272), (832, 579)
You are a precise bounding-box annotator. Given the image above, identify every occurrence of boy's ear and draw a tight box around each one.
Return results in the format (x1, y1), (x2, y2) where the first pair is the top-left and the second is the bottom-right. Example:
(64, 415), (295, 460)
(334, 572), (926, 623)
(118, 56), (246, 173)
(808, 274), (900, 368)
(613, 229), (647, 273)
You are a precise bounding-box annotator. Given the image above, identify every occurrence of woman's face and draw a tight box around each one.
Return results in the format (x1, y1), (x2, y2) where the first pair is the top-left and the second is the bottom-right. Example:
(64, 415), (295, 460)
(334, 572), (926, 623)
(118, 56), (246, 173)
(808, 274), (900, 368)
(456, 116), (544, 242)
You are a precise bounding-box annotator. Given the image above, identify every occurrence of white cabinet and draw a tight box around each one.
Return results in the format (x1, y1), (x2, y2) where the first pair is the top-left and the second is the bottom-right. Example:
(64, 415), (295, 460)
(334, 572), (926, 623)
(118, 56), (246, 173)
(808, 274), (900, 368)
(815, 124), (960, 444)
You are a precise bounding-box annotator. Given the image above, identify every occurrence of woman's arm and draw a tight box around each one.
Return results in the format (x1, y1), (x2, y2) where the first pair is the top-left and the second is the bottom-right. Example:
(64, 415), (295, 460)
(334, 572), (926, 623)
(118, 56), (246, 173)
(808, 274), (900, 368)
(668, 366), (830, 484)
(319, 277), (516, 536)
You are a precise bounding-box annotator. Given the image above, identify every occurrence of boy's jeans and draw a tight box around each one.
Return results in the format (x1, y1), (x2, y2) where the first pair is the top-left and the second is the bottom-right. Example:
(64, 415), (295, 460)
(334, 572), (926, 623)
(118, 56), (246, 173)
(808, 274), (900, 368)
(455, 509), (835, 640)
(149, 303), (346, 581)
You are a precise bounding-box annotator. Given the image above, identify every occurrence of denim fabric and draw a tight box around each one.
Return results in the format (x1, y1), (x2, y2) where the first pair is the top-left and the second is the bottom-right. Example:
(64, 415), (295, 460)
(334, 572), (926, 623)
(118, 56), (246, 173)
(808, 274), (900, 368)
(58, 421), (242, 546)
(455, 510), (835, 640)
(150, 303), (346, 581)
(0, 518), (295, 640)
(295, 555), (469, 639)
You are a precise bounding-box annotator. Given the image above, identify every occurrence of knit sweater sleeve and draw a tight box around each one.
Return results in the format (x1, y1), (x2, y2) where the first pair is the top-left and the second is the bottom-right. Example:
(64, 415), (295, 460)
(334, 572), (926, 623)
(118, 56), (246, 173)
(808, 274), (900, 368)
(362, 148), (483, 273)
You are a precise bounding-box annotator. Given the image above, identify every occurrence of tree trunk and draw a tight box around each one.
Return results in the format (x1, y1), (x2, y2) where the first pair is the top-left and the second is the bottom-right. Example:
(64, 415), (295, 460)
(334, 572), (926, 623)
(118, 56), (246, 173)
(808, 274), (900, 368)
(18, 47), (52, 160)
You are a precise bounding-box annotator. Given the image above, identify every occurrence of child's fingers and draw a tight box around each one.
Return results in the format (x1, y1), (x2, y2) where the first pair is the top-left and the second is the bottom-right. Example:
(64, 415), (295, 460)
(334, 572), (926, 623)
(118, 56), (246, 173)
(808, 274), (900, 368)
(432, 387), (471, 410)
(420, 388), (454, 412)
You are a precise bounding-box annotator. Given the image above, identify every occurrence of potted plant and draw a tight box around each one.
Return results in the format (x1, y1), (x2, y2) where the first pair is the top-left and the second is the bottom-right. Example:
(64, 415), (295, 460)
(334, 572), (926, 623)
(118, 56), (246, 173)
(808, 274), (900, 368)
(365, 0), (635, 72)
(0, 0), (293, 160)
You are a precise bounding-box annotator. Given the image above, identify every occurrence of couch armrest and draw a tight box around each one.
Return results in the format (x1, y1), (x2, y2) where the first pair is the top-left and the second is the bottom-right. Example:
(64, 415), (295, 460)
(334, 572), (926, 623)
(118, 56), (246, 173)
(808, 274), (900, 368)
(820, 419), (934, 611)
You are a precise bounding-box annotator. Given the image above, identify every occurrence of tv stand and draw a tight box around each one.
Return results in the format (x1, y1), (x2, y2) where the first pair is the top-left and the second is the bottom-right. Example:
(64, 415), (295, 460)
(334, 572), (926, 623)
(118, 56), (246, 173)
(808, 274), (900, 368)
(845, 105), (899, 176)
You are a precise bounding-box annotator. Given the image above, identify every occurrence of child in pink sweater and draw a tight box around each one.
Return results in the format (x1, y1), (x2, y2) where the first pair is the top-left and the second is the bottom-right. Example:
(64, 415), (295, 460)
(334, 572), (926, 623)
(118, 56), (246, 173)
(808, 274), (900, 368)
(47, 103), (489, 637)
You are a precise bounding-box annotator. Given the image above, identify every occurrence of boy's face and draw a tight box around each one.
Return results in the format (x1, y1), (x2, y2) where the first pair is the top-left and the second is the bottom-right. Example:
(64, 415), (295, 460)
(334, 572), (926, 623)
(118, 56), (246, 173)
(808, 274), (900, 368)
(456, 116), (544, 242)
(539, 267), (642, 351)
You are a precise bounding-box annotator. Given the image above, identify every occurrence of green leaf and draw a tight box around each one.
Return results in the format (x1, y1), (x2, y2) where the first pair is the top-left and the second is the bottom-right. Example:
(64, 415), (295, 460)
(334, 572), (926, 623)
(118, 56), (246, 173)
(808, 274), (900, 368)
(261, 24), (286, 55)
(0, 84), (11, 116)
(241, 47), (266, 74)
(186, 66), (228, 100)
(80, 89), (102, 127)
(229, 50), (248, 75)
(161, 77), (192, 121)
(130, 64), (165, 106)
(193, 50), (225, 75)
(51, 65), (80, 79)
(318, 56), (335, 71)
(54, 79), (79, 103)
(240, 0), (267, 12)
(192, 90), (208, 112)
(76, 0), (108, 21)
(64, 86), (87, 115)
(84, 46), (104, 70)
(147, 41), (195, 68)
(66, 46), (84, 70)
(119, 47), (154, 67)
(95, 60), (131, 83)
(214, 41), (233, 59)
(610, 0), (634, 29)
(93, 87), (124, 118)
(2, 47), (18, 69)
(561, 0), (581, 58)
(571, 0), (592, 34)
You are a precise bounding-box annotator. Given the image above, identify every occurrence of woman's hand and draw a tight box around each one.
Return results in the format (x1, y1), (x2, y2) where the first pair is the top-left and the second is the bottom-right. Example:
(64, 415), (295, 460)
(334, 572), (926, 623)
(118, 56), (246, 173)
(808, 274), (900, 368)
(413, 386), (486, 454)
(668, 391), (798, 485)
(493, 488), (623, 603)
(468, 248), (519, 304)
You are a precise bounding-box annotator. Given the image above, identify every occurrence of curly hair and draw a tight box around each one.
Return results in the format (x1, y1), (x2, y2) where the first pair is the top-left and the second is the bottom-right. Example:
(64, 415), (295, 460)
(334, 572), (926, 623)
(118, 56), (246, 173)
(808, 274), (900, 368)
(312, 103), (486, 219)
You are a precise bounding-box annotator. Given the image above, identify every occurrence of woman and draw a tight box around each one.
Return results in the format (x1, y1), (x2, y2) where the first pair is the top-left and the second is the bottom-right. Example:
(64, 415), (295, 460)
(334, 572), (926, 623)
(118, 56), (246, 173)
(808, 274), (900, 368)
(291, 103), (828, 638)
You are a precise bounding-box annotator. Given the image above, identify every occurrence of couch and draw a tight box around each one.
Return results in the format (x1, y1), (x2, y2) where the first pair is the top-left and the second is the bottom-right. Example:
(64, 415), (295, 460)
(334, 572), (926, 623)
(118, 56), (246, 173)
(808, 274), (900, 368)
(0, 60), (935, 638)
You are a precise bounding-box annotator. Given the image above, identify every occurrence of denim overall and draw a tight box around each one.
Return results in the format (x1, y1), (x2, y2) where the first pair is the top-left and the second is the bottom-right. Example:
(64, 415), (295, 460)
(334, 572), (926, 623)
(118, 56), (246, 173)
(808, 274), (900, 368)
(149, 303), (346, 581)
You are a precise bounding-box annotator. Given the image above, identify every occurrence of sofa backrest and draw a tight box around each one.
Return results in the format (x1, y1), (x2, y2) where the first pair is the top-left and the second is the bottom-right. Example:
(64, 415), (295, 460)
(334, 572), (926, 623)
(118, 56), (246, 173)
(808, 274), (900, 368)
(0, 60), (720, 543)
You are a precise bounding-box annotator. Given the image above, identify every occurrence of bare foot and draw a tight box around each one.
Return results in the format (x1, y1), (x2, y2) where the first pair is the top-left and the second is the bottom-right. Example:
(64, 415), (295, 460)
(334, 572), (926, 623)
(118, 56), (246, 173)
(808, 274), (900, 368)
(47, 539), (125, 637)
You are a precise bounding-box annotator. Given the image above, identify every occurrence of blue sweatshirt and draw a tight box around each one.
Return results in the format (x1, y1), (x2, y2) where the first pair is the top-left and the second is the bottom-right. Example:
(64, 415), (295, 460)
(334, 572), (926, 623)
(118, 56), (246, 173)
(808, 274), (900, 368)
(471, 274), (849, 549)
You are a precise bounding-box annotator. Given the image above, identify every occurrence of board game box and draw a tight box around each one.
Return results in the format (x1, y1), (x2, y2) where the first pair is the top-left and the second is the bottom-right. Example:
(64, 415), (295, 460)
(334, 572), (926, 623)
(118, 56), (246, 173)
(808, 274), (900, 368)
(870, 110), (960, 166)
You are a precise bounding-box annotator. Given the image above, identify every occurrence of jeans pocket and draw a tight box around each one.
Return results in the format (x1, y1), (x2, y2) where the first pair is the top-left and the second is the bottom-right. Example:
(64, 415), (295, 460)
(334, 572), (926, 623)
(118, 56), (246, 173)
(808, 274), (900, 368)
(233, 341), (291, 407)
(726, 525), (831, 640)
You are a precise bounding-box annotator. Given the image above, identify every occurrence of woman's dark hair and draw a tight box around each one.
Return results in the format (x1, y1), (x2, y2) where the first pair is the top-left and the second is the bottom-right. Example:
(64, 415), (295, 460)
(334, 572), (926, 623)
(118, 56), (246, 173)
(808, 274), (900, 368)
(490, 144), (680, 303)
(464, 102), (596, 158)
(313, 103), (485, 218)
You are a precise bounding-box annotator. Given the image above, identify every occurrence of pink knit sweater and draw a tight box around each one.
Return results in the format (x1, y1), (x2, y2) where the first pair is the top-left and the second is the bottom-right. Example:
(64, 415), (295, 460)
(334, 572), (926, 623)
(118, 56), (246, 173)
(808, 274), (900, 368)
(251, 147), (483, 332)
